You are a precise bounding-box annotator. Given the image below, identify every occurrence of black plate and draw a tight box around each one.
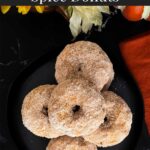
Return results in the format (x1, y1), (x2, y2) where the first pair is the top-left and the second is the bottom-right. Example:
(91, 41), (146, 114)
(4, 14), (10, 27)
(1, 10), (150, 150)
(7, 41), (144, 150)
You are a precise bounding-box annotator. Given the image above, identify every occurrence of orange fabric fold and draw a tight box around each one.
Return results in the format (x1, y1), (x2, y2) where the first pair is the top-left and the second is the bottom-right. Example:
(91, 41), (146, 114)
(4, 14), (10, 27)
(119, 31), (150, 134)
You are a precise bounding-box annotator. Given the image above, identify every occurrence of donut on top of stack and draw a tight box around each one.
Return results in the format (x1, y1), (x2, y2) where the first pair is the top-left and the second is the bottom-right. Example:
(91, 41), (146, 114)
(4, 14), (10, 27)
(48, 79), (106, 137)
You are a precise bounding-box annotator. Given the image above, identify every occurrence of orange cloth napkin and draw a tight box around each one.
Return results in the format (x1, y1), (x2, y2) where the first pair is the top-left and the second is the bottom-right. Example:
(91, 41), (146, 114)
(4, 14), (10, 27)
(119, 31), (150, 134)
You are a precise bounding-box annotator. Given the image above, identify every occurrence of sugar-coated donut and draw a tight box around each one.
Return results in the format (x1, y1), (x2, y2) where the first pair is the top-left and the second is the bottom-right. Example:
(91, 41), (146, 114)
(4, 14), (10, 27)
(48, 79), (106, 137)
(46, 136), (97, 150)
(21, 85), (63, 138)
(84, 91), (132, 147)
(55, 41), (114, 91)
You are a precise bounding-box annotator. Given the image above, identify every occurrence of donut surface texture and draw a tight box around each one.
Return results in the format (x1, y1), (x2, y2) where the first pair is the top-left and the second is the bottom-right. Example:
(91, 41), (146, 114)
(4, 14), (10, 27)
(55, 41), (114, 91)
(84, 91), (133, 147)
(48, 79), (106, 137)
(46, 136), (97, 150)
(21, 84), (63, 138)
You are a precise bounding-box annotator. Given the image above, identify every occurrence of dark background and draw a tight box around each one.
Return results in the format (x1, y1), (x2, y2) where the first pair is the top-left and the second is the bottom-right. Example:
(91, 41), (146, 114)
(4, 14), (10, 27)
(0, 9), (150, 150)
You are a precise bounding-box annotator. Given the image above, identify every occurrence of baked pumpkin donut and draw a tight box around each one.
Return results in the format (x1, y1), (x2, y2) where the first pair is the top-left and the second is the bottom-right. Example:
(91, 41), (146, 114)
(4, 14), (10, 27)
(84, 91), (132, 147)
(55, 41), (114, 91)
(21, 85), (63, 138)
(48, 79), (106, 137)
(46, 136), (97, 150)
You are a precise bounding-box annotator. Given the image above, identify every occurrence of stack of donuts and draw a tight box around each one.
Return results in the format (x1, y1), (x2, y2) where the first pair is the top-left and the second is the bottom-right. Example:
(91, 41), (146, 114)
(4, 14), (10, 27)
(21, 41), (133, 150)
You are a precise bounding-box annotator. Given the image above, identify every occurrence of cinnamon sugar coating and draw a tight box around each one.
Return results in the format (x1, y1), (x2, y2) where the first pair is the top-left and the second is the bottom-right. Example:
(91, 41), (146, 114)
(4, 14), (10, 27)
(48, 79), (106, 137)
(84, 91), (132, 147)
(46, 136), (97, 150)
(21, 85), (64, 138)
(55, 41), (114, 91)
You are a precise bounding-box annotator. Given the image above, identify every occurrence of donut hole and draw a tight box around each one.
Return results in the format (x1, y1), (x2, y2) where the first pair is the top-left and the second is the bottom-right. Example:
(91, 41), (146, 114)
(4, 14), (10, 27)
(77, 64), (83, 72)
(72, 105), (80, 113)
(104, 117), (108, 123)
(102, 116), (112, 128)
(78, 66), (82, 72)
(41, 106), (48, 116)
(72, 105), (83, 120)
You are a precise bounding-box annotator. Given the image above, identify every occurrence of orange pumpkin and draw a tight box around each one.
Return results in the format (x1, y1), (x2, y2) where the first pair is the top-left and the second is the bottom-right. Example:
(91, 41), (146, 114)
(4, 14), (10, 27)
(121, 6), (150, 21)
